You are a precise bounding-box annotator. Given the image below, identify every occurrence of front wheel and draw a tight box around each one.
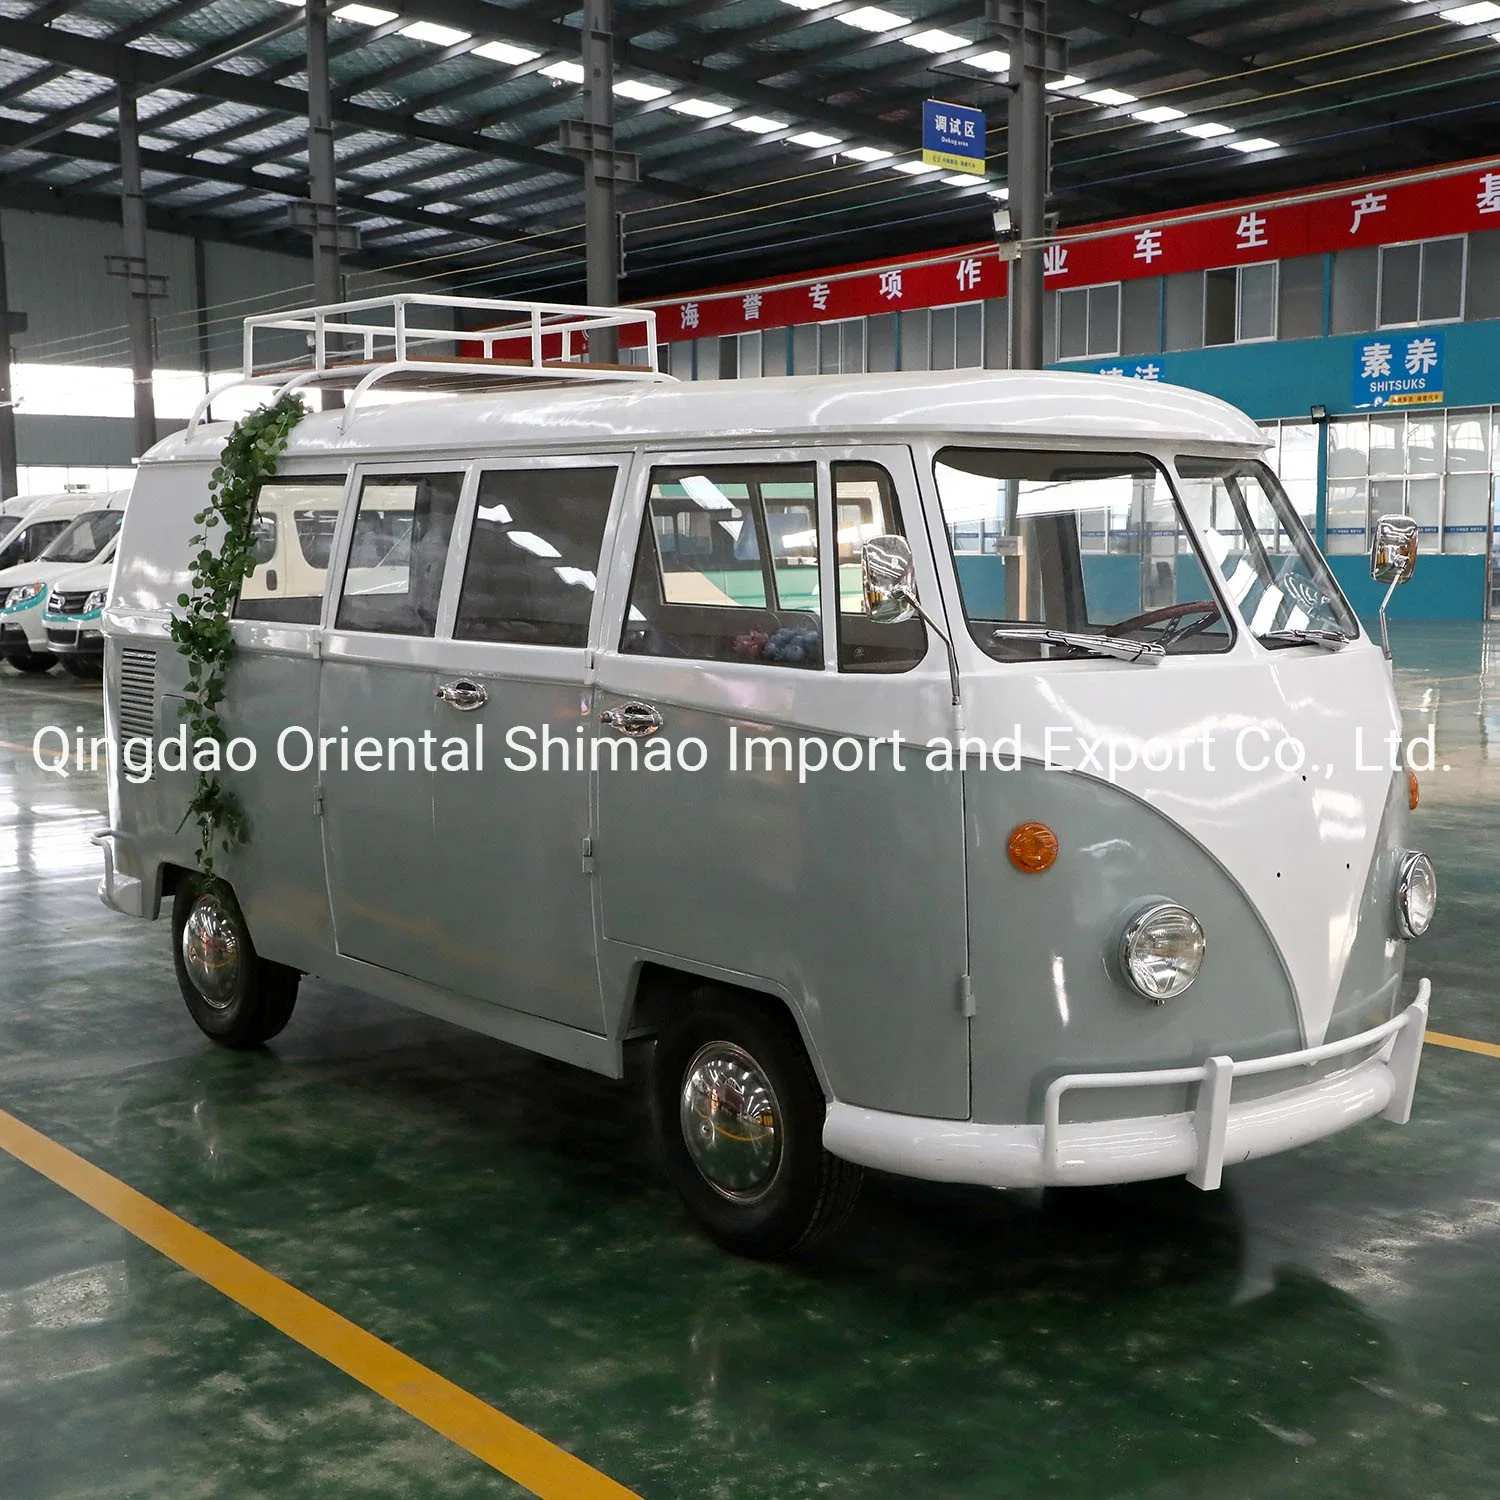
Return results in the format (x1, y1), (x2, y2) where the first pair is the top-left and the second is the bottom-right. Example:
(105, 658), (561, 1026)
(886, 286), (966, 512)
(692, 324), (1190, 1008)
(60, 656), (103, 680)
(650, 988), (862, 1258)
(9, 652), (54, 674)
(171, 878), (299, 1047)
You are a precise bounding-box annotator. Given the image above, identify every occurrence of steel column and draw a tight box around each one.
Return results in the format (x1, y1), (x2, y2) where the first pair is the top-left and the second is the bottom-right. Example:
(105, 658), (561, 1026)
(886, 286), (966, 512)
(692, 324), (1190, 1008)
(0, 225), (19, 502)
(306, 0), (343, 406)
(117, 85), (157, 457)
(583, 0), (620, 361)
(1006, 0), (1048, 372)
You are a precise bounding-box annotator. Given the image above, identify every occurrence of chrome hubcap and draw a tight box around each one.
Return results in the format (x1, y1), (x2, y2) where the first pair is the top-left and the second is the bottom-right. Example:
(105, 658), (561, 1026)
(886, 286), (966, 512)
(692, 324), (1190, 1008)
(181, 893), (241, 1009)
(679, 1041), (783, 1202)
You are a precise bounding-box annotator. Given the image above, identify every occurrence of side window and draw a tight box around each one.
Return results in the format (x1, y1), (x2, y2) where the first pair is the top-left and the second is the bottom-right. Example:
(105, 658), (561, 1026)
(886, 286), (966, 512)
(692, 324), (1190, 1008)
(455, 466), (616, 646)
(335, 472), (463, 637)
(621, 462), (822, 669)
(235, 477), (345, 624)
(0, 519), (67, 568)
(834, 462), (927, 673)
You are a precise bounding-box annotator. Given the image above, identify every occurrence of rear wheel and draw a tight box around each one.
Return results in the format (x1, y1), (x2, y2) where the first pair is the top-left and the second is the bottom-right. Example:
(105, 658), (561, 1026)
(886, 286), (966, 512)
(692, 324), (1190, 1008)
(9, 652), (53, 674)
(171, 878), (299, 1047)
(650, 987), (862, 1258)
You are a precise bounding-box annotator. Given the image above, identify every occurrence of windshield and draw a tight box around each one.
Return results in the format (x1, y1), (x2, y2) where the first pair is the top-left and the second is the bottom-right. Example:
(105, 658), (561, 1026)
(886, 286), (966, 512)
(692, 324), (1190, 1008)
(41, 509), (123, 565)
(933, 449), (1233, 661)
(1173, 458), (1357, 643)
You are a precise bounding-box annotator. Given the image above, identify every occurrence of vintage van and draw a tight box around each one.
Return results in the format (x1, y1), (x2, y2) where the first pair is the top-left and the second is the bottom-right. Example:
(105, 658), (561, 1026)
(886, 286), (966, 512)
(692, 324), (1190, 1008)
(98, 297), (1433, 1258)
(1, 490), (128, 674)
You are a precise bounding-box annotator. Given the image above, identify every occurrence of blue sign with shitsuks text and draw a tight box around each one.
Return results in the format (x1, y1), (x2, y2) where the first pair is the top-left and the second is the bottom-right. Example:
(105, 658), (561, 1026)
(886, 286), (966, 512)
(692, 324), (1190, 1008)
(1352, 329), (1445, 409)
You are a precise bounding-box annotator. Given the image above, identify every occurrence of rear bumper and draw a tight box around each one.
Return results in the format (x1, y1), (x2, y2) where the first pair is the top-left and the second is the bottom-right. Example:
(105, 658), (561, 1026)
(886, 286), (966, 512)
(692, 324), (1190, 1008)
(95, 831), (150, 920)
(824, 981), (1430, 1190)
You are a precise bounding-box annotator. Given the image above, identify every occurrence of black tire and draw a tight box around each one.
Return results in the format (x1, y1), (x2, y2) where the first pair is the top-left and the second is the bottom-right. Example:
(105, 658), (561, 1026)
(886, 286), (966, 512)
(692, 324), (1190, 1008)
(171, 878), (299, 1048)
(650, 987), (862, 1259)
(60, 657), (103, 681)
(10, 652), (53, 674)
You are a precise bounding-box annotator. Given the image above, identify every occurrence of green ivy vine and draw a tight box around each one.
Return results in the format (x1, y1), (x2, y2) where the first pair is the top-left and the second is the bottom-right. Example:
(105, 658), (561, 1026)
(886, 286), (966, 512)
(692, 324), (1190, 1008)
(168, 391), (306, 873)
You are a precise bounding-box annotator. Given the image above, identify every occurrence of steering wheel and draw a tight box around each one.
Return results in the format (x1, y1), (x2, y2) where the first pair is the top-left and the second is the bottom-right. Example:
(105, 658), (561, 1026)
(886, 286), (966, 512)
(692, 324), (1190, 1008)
(1105, 599), (1223, 644)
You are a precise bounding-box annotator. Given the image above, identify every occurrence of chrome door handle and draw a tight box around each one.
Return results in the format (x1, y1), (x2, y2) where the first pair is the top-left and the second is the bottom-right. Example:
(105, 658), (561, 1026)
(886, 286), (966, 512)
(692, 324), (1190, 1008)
(599, 700), (663, 736)
(434, 678), (487, 711)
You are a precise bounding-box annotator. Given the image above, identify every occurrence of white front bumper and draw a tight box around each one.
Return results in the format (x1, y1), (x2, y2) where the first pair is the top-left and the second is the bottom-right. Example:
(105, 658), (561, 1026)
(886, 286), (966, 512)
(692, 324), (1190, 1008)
(94, 831), (149, 919)
(824, 981), (1430, 1191)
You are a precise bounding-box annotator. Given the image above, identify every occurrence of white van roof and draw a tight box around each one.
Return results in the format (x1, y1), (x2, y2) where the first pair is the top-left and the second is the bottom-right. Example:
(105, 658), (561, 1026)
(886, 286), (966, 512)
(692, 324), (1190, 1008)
(147, 370), (1268, 465)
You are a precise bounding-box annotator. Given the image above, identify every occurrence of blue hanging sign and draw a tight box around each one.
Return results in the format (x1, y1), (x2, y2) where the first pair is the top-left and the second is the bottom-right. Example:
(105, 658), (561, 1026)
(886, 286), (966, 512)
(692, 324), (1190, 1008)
(922, 99), (986, 175)
(1352, 329), (1445, 409)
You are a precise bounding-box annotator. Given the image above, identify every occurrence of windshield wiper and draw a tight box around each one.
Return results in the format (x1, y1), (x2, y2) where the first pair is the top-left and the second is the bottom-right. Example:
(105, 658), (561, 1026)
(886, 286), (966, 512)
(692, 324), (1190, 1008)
(991, 626), (1165, 663)
(1259, 627), (1349, 651)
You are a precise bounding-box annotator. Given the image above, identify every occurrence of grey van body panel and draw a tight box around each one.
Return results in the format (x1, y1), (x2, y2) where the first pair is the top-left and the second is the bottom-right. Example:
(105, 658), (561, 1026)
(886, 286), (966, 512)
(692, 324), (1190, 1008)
(965, 761), (1410, 1127)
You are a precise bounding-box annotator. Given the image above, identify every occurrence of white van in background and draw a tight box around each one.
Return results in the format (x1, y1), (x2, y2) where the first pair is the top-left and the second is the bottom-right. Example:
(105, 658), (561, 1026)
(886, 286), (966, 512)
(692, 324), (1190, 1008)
(40, 539), (118, 679)
(0, 487), (105, 569)
(0, 490), (129, 674)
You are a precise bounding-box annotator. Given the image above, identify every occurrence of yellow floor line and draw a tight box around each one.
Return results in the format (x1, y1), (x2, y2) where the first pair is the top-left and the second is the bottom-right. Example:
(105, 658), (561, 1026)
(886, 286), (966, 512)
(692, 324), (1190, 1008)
(0, 1105), (640, 1500)
(1426, 1030), (1500, 1060)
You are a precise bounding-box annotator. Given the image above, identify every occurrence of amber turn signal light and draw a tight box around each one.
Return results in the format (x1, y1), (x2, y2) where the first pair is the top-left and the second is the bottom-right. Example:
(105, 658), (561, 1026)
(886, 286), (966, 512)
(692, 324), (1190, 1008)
(1008, 821), (1059, 873)
(1407, 768), (1419, 811)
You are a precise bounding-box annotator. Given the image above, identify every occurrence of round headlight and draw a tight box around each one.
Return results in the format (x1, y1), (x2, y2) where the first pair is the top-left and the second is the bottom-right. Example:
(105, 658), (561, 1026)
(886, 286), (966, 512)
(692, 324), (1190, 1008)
(1120, 902), (1206, 1002)
(1395, 851), (1436, 939)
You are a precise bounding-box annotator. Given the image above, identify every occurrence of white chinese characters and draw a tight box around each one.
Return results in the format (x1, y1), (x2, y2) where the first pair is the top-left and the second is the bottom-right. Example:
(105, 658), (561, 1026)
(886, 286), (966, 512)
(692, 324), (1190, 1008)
(1042, 244), (1068, 276)
(808, 281), (830, 311)
(1478, 172), (1500, 215)
(1405, 336), (1438, 376)
(680, 302), (700, 330)
(742, 292), (763, 321)
(1349, 191), (1387, 233)
(1235, 211), (1268, 250)
(1133, 228), (1163, 264)
(1360, 341), (1392, 380)
(879, 269), (904, 301)
(955, 257), (982, 292)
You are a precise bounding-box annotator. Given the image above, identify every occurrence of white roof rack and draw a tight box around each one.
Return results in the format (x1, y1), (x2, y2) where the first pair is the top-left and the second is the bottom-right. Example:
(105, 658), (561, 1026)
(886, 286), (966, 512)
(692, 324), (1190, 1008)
(188, 293), (667, 433)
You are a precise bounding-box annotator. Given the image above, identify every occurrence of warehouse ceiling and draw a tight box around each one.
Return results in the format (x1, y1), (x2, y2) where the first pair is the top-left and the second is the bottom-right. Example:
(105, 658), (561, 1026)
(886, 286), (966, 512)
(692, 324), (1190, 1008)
(0, 0), (1495, 302)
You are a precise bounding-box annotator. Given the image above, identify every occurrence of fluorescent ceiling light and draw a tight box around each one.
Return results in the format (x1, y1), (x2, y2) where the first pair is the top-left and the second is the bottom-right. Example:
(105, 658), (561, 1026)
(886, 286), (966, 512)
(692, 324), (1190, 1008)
(541, 60), (585, 82)
(615, 78), (670, 101)
(506, 531), (561, 559)
(1131, 104), (1184, 123)
(1442, 1), (1500, 20)
(839, 6), (905, 32)
(846, 145), (894, 161)
(790, 130), (841, 147)
(1226, 136), (1279, 152)
(904, 29), (967, 52)
(733, 115), (790, 132)
(942, 172), (985, 184)
(400, 20), (470, 45)
(1180, 120), (1233, 138)
(1083, 88), (1137, 106)
(986, 187), (1009, 200)
(1046, 74), (1085, 89)
(333, 3), (396, 21)
(671, 98), (732, 118)
(967, 49), (1010, 72)
(892, 160), (941, 175)
(473, 40), (540, 64)
(781, 0), (837, 8)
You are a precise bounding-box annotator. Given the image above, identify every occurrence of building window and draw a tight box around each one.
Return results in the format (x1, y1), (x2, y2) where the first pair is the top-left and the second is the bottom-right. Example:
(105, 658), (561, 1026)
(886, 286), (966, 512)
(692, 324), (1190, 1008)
(1324, 409), (1496, 558)
(1056, 283), (1121, 359)
(1205, 263), (1278, 346)
(1378, 237), (1465, 327)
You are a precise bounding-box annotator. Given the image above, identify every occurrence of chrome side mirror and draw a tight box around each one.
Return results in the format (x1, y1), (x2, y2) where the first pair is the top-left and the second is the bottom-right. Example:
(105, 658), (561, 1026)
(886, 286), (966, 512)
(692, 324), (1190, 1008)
(1370, 512), (1419, 660)
(1370, 513), (1418, 585)
(862, 534), (917, 623)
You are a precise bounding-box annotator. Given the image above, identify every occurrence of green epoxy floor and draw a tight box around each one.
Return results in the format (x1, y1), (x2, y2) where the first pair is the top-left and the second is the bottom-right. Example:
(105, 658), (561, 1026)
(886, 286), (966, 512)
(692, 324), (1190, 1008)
(1, 625), (1498, 1498)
